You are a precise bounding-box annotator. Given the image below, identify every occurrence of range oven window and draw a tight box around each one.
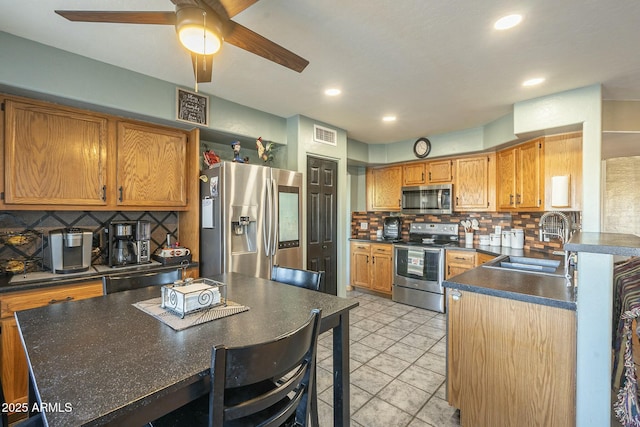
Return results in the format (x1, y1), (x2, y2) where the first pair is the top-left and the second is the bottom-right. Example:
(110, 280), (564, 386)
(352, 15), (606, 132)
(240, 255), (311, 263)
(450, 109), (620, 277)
(395, 247), (440, 282)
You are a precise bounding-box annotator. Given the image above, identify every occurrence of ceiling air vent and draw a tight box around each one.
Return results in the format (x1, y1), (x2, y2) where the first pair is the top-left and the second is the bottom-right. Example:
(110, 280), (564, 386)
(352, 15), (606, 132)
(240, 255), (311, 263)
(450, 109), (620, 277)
(313, 124), (337, 146)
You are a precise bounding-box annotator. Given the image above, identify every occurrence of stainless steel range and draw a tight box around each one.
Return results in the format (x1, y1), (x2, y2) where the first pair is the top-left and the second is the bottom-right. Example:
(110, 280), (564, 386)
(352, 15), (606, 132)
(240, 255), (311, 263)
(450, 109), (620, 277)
(392, 222), (459, 312)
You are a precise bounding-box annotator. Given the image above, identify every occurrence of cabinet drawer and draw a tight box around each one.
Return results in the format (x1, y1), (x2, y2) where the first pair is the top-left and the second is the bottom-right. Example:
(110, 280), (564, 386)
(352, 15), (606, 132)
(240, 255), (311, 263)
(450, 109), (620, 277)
(371, 244), (392, 255)
(352, 243), (371, 252)
(446, 250), (476, 266)
(0, 281), (103, 318)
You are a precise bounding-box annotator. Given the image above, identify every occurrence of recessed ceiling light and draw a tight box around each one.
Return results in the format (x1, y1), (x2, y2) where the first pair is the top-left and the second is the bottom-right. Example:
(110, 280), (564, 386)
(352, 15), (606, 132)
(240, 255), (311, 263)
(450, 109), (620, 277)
(522, 77), (545, 87)
(494, 14), (523, 30)
(382, 115), (397, 122)
(324, 88), (341, 96)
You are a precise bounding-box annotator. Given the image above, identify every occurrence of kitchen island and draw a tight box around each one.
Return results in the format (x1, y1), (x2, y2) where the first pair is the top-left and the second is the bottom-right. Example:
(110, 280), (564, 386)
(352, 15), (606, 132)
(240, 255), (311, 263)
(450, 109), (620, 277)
(15, 272), (358, 426)
(443, 259), (576, 426)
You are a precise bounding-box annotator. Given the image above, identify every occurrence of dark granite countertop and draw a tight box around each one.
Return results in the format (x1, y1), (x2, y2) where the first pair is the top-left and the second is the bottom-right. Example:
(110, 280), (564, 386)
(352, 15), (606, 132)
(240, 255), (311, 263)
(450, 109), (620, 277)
(0, 262), (199, 294)
(443, 255), (575, 310)
(15, 272), (358, 426)
(565, 231), (640, 256)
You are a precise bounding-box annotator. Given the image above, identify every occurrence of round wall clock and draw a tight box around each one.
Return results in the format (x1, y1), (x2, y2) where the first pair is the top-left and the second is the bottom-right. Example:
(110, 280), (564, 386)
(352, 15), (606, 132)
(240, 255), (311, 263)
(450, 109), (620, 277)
(413, 137), (431, 158)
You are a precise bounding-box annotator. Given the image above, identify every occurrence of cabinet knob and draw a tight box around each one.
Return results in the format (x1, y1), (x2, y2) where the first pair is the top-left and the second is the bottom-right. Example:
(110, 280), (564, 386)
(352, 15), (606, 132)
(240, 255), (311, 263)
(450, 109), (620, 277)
(102, 185), (107, 202)
(509, 194), (514, 205)
(451, 290), (461, 301)
(119, 186), (124, 202)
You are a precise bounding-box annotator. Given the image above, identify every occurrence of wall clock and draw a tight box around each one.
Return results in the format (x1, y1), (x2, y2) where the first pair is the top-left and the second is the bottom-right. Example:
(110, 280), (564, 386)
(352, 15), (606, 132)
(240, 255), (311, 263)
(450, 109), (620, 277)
(413, 137), (431, 158)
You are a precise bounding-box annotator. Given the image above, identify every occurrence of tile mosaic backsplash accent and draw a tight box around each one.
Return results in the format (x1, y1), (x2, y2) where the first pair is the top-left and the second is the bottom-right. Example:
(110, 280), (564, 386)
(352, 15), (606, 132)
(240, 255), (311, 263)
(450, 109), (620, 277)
(0, 211), (179, 271)
(351, 211), (581, 254)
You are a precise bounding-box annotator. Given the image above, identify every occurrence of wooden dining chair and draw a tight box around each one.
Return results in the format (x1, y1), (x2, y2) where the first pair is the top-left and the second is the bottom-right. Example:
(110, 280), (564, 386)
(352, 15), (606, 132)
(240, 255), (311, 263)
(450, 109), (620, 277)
(151, 308), (322, 427)
(102, 269), (180, 294)
(271, 265), (324, 292)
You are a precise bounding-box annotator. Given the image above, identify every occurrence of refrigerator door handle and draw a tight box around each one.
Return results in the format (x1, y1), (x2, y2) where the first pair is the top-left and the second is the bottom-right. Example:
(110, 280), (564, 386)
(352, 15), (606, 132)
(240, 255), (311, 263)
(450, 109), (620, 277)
(263, 176), (272, 254)
(271, 178), (278, 256)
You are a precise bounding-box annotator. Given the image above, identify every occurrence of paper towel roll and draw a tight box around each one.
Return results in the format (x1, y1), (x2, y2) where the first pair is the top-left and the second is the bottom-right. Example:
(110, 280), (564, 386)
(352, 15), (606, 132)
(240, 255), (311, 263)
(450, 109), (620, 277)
(551, 175), (570, 207)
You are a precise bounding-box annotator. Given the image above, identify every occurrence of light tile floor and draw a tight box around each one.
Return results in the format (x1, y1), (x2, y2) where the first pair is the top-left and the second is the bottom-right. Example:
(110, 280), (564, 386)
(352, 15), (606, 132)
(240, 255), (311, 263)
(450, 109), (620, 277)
(316, 289), (460, 427)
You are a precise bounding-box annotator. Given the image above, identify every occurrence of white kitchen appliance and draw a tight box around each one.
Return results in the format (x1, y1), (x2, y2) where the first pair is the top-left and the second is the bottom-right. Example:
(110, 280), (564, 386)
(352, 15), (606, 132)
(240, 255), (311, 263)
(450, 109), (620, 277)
(200, 162), (303, 279)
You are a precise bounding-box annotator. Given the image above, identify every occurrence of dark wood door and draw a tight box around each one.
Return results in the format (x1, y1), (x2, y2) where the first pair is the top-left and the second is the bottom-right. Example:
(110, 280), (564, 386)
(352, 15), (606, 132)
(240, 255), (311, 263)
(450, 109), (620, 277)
(306, 156), (338, 295)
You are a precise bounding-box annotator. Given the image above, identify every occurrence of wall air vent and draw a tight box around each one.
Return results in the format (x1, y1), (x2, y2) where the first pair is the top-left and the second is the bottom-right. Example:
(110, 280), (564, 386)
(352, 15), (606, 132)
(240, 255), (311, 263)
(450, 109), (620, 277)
(313, 124), (337, 146)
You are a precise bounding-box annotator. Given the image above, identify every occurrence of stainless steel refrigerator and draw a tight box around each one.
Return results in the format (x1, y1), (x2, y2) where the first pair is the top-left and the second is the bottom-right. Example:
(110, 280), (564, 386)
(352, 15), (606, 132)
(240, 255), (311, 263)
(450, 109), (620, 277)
(200, 161), (303, 278)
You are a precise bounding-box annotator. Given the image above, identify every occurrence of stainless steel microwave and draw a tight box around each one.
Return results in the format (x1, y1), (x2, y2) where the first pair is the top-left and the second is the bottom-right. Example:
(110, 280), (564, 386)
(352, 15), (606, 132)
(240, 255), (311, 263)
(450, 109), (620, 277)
(401, 184), (453, 214)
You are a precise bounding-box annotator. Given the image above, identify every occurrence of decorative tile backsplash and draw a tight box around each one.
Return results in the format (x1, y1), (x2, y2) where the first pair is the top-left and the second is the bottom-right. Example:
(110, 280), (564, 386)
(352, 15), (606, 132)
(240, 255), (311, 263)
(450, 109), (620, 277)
(351, 211), (581, 254)
(0, 211), (179, 269)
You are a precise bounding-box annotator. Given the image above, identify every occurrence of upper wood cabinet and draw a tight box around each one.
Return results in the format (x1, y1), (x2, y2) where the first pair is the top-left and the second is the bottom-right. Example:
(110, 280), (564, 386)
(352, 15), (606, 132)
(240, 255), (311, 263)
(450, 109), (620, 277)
(454, 154), (495, 211)
(402, 159), (453, 186)
(402, 162), (426, 186)
(427, 159), (453, 183)
(3, 99), (108, 206)
(1, 95), (193, 210)
(116, 121), (188, 208)
(544, 132), (582, 211)
(496, 138), (544, 211)
(367, 165), (402, 211)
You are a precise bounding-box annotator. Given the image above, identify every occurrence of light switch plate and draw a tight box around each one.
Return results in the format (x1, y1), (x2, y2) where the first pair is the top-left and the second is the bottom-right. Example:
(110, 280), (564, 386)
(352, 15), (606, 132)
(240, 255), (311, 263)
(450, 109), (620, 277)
(360, 222), (368, 230)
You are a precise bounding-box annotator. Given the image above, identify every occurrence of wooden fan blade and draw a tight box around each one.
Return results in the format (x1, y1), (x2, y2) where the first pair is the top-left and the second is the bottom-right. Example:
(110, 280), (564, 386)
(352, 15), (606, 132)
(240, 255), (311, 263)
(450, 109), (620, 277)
(191, 53), (214, 83)
(55, 11), (176, 25)
(201, 0), (259, 19)
(223, 21), (309, 72)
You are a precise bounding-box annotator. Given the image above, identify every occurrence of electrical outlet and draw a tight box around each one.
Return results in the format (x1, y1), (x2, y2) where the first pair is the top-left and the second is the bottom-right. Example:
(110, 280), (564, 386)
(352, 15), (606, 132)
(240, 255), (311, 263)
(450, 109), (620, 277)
(360, 222), (368, 230)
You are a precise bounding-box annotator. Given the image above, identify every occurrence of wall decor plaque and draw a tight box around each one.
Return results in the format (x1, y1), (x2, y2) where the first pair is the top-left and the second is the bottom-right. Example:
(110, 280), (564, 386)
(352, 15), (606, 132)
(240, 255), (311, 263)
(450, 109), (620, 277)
(176, 87), (209, 126)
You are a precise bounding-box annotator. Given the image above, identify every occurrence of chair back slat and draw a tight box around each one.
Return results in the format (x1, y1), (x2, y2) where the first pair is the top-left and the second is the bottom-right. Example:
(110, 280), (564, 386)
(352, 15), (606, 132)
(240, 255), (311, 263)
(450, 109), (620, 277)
(211, 308), (322, 426)
(271, 265), (324, 292)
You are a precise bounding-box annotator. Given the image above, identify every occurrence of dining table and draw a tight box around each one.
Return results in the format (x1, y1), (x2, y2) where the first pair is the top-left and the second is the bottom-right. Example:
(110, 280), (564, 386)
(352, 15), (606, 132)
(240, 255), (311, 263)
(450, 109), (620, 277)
(14, 272), (358, 426)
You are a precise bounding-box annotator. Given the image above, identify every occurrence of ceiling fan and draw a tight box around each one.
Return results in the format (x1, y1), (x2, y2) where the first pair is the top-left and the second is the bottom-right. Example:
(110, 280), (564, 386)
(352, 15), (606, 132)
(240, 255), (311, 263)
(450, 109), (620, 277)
(54, 0), (309, 84)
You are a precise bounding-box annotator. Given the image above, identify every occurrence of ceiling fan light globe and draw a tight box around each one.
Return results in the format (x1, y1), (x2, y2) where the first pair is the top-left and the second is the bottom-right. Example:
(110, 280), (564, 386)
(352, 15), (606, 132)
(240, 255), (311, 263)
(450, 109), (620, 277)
(178, 26), (222, 55)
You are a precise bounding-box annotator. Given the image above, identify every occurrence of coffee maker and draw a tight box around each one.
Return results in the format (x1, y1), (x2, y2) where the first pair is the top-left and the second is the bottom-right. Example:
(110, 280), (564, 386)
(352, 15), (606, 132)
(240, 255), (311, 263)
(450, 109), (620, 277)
(49, 228), (93, 273)
(106, 220), (151, 267)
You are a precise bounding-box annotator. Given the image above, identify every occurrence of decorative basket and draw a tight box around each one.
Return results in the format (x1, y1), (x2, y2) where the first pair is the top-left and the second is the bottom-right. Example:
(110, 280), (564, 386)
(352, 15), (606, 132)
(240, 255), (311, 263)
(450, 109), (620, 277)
(161, 278), (226, 318)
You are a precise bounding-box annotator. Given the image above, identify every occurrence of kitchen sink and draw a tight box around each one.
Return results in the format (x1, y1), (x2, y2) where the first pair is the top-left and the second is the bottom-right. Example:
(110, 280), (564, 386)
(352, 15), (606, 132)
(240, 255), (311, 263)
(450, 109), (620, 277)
(482, 255), (564, 277)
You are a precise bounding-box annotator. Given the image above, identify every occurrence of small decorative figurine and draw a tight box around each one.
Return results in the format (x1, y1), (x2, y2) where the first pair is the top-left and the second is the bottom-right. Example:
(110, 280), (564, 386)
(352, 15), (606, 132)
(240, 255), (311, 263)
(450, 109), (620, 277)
(256, 136), (274, 163)
(231, 141), (248, 163)
(203, 149), (220, 169)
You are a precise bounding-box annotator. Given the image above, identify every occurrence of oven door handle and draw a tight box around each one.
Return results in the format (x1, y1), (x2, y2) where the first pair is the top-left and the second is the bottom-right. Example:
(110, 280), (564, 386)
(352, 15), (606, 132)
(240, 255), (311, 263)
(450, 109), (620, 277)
(394, 245), (443, 253)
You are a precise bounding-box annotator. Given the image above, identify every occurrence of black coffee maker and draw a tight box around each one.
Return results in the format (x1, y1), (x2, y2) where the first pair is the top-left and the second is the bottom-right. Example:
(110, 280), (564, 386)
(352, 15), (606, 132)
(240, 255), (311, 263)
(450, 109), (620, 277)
(105, 221), (151, 267)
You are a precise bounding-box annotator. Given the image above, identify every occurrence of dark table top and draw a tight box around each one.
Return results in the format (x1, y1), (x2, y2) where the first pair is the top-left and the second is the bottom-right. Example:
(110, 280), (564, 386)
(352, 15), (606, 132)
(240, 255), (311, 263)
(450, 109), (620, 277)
(15, 272), (358, 426)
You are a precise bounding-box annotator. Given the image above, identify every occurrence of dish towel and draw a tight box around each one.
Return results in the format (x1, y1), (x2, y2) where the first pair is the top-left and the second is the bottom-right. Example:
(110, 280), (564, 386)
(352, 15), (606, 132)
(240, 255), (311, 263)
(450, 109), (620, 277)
(407, 250), (424, 276)
(133, 297), (249, 331)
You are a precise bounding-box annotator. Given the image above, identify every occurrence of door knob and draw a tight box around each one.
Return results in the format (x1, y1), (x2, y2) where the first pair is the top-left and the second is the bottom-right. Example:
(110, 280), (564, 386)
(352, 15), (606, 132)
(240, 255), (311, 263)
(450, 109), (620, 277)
(322, 245), (327, 249)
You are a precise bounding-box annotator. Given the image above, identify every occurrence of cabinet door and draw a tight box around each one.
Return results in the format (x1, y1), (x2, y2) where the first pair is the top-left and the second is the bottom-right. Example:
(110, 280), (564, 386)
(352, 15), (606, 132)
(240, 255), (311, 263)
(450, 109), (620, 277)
(544, 132), (582, 210)
(0, 318), (28, 412)
(454, 155), (493, 211)
(4, 99), (107, 205)
(428, 159), (453, 183)
(445, 250), (476, 279)
(350, 243), (371, 288)
(496, 148), (517, 210)
(447, 290), (576, 427)
(402, 163), (426, 186)
(517, 139), (543, 210)
(367, 166), (402, 211)
(116, 121), (188, 207)
(370, 244), (392, 293)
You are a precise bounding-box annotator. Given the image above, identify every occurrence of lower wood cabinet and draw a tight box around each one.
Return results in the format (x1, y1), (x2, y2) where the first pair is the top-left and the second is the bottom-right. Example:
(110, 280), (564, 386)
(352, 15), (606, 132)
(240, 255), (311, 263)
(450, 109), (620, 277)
(350, 242), (393, 294)
(0, 281), (103, 421)
(445, 250), (476, 279)
(447, 290), (576, 426)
